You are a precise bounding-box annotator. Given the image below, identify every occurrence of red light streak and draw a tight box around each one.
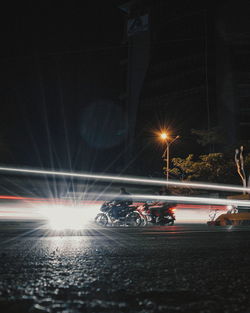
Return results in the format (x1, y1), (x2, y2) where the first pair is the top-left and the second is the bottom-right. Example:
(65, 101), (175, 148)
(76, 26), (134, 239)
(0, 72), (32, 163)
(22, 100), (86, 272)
(0, 195), (227, 210)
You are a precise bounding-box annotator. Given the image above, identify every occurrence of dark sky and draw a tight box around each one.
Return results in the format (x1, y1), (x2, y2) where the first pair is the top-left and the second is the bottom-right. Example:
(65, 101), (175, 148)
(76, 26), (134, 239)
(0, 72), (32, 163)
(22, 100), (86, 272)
(0, 1), (126, 173)
(1, 0), (250, 177)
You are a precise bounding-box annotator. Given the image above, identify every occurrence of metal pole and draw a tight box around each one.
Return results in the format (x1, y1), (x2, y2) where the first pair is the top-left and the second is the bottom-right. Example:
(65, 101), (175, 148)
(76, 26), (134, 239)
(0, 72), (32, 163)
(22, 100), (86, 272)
(166, 142), (170, 182)
(162, 135), (179, 183)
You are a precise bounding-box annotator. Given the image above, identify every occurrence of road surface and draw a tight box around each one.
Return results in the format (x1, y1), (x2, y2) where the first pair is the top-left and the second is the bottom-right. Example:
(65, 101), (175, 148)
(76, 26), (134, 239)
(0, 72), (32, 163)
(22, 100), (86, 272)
(0, 222), (250, 313)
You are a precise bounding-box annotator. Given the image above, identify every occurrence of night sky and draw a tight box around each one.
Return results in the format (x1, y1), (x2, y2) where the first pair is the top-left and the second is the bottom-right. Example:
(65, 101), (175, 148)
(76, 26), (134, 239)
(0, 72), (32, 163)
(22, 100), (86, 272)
(1, 0), (250, 177)
(0, 1), (125, 173)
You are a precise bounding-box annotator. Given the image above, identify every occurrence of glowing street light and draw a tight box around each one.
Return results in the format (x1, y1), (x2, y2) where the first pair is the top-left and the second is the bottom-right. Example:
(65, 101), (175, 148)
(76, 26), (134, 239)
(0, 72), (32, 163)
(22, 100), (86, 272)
(160, 132), (180, 182)
(160, 132), (168, 140)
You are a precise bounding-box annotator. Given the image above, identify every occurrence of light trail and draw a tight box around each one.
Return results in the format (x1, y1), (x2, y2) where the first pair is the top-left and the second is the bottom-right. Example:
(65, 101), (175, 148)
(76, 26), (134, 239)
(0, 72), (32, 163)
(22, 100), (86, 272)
(175, 204), (226, 210)
(1, 192), (250, 224)
(0, 195), (101, 204)
(0, 196), (227, 211)
(0, 165), (249, 193)
(130, 194), (250, 207)
(0, 192), (250, 209)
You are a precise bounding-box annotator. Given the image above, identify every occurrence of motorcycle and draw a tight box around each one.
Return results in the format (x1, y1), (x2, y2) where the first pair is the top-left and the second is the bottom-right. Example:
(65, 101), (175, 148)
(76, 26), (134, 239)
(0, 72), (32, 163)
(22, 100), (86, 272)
(137, 202), (176, 226)
(94, 201), (142, 227)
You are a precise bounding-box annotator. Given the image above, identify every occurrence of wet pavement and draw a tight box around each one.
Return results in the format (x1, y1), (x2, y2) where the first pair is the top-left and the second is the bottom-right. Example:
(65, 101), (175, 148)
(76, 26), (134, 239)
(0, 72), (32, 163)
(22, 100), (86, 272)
(0, 223), (250, 313)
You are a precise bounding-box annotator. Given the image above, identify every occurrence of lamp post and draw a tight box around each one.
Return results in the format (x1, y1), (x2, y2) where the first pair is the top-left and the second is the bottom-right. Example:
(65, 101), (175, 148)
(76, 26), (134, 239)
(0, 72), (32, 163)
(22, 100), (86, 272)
(160, 133), (179, 182)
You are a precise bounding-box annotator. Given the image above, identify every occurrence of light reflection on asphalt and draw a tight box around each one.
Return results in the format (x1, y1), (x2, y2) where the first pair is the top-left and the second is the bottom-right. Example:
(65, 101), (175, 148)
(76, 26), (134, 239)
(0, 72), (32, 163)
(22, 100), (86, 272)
(1, 223), (250, 313)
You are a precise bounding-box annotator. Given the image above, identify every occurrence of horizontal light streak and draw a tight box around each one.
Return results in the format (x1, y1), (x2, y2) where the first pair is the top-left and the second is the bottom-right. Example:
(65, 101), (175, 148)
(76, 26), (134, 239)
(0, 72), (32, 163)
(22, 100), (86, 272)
(0, 192), (249, 208)
(131, 194), (250, 207)
(0, 166), (250, 193)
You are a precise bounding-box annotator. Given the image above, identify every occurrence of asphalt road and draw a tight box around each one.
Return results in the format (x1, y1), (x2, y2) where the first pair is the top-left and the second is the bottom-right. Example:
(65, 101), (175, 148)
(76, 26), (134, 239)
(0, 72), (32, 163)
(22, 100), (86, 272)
(0, 223), (250, 313)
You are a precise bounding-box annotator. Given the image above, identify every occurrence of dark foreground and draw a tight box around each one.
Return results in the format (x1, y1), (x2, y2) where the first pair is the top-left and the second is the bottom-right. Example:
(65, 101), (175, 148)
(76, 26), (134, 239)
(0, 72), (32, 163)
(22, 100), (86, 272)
(0, 222), (250, 313)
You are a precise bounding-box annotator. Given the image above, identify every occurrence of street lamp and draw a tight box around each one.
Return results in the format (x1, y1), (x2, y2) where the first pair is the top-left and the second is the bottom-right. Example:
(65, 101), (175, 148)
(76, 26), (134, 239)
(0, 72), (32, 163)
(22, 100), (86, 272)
(160, 132), (180, 182)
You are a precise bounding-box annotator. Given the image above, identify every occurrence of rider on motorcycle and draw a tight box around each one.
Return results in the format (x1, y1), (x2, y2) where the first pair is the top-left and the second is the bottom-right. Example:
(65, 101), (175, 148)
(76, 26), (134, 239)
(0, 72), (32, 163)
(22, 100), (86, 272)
(111, 187), (133, 220)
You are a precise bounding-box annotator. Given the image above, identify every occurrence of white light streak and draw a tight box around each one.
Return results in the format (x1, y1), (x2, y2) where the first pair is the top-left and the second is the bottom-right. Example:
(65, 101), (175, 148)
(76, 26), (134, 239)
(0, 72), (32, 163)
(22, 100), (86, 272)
(0, 165), (250, 193)
(1, 194), (249, 226)
(93, 192), (250, 208)
(130, 194), (250, 207)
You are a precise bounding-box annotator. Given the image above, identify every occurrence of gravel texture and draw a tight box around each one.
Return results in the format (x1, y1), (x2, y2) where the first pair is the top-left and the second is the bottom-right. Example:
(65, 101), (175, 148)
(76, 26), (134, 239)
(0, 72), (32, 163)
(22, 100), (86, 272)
(0, 224), (250, 313)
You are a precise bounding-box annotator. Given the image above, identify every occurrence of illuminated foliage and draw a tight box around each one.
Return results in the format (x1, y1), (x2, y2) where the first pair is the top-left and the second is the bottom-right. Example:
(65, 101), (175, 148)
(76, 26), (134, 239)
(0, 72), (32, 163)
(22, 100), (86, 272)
(167, 153), (250, 184)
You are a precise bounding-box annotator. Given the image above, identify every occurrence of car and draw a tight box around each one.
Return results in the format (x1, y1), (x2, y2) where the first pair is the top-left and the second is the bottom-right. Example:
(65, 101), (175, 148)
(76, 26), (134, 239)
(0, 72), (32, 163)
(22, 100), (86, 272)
(208, 206), (250, 226)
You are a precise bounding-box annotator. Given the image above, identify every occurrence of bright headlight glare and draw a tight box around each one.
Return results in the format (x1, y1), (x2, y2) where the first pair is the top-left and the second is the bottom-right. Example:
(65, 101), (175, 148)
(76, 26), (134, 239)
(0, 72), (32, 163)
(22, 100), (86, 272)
(41, 205), (85, 230)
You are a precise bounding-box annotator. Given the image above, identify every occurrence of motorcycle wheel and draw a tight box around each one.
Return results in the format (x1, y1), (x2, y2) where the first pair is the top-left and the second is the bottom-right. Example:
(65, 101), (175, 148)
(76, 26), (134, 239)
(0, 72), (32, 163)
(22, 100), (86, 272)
(140, 216), (148, 227)
(159, 217), (175, 226)
(125, 211), (142, 227)
(95, 213), (108, 227)
(168, 220), (174, 226)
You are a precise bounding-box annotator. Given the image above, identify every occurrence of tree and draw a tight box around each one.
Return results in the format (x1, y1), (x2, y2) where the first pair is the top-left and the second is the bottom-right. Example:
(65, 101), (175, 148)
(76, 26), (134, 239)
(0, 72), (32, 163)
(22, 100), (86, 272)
(168, 153), (245, 185)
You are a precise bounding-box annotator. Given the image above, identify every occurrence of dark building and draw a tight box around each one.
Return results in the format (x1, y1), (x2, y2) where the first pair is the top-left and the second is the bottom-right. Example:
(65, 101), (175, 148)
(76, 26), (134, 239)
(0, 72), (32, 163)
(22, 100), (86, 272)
(216, 1), (250, 145)
(119, 0), (250, 175)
